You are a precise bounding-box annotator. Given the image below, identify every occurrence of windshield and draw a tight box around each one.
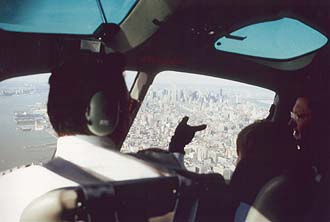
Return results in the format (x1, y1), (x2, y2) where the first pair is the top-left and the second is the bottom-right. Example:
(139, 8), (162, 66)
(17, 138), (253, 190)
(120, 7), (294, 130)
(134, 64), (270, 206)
(0, 0), (137, 34)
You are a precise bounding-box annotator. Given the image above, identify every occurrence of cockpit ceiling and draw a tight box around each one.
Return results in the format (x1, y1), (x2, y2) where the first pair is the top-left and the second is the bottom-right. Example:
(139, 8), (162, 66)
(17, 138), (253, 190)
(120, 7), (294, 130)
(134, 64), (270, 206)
(0, 0), (329, 89)
(0, 0), (137, 34)
(214, 18), (328, 60)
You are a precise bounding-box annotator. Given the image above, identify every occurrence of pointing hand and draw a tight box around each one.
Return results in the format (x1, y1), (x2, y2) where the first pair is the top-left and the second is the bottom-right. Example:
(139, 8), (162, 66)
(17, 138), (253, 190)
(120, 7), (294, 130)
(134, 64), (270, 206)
(169, 116), (207, 154)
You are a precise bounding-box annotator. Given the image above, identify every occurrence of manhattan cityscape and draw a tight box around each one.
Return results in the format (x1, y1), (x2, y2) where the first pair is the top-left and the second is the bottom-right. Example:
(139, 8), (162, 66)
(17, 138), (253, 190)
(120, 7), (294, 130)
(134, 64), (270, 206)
(122, 75), (273, 179)
(0, 73), (274, 178)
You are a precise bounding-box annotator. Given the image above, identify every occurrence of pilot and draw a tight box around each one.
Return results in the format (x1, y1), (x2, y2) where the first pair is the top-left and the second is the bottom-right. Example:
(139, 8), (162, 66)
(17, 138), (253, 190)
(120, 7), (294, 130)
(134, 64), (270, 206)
(0, 53), (204, 222)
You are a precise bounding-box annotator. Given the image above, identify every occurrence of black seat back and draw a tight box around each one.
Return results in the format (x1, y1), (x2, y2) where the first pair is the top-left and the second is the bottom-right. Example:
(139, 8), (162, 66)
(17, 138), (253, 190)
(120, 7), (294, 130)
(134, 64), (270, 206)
(21, 172), (230, 222)
(21, 176), (180, 222)
(247, 172), (316, 222)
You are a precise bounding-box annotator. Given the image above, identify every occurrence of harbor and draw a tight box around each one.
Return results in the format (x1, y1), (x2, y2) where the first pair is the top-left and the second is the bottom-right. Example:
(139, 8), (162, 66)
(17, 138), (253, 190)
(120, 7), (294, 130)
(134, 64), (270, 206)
(13, 102), (52, 133)
(0, 75), (56, 171)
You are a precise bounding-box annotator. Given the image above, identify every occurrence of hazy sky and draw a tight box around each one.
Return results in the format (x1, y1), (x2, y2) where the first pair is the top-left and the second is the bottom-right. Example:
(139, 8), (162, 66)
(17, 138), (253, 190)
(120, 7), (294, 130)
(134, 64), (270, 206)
(2, 71), (255, 87)
(2, 71), (273, 96)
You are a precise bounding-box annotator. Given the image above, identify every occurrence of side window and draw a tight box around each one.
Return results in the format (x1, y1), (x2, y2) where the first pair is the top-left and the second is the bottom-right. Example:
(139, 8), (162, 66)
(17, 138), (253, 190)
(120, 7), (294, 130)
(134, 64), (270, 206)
(122, 71), (275, 178)
(123, 71), (138, 92)
(0, 74), (56, 172)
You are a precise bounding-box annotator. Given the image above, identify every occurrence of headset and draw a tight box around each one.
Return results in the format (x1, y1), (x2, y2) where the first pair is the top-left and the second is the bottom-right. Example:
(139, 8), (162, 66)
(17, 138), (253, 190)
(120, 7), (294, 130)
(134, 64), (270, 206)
(85, 91), (121, 136)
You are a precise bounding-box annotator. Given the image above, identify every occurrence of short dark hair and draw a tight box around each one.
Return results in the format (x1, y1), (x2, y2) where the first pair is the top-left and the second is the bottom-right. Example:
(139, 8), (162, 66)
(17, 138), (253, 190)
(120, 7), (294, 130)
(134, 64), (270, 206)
(47, 53), (128, 137)
(236, 120), (296, 163)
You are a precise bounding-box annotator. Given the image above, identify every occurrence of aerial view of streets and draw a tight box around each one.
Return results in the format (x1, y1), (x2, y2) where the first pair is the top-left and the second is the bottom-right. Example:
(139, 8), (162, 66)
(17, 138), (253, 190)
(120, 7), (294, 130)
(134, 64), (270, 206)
(122, 81), (274, 179)
(0, 73), (274, 177)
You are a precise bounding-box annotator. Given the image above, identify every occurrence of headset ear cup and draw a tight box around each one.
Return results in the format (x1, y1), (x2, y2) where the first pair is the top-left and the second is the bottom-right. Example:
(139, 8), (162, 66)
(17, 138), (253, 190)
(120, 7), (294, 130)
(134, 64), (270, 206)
(86, 91), (120, 136)
(85, 105), (92, 125)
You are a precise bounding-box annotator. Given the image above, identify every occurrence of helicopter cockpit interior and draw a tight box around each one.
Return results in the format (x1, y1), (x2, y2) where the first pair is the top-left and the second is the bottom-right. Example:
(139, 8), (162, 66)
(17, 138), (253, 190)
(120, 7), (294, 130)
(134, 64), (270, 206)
(0, 0), (330, 221)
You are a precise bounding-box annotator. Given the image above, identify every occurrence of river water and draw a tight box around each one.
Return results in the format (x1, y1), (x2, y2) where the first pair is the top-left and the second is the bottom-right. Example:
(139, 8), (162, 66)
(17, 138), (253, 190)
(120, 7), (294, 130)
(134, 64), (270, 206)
(0, 93), (56, 171)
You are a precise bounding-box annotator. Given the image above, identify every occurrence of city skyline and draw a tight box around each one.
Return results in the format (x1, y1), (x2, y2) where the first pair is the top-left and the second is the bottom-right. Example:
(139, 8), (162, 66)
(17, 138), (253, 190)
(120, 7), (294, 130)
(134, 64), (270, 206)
(122, 80), (273, 178)
(0, 73), (274, 178)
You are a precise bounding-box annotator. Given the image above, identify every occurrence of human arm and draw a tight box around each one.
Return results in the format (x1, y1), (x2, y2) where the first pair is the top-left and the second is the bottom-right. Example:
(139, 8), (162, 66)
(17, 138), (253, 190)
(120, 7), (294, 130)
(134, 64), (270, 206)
(169, 116), (207, 154)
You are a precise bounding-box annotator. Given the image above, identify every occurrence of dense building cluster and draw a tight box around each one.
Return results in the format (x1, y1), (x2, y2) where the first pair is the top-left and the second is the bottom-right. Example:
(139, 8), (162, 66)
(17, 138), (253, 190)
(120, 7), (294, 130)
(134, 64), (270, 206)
(122, 84), (272, 179)
(0, 75), (273, 178)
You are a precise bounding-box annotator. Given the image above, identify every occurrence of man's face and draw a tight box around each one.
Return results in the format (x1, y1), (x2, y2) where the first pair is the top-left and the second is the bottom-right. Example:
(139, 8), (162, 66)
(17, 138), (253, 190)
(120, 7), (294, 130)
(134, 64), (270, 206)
(289, 97), (312, 140)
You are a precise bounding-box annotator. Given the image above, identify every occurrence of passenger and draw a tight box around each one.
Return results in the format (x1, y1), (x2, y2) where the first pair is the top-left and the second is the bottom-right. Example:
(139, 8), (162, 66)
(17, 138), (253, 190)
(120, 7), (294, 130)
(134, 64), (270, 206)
(164, 97), (322, 221)
(236, 120), (297, 165)
(288, 96), (313, 142)
(288, 95), (327, 173)
(288, 96), (314, 167)
(229, 120), (298, 220)
(0, 53), (198, 222)
(238, 96), (325, 222)
(171, 119), (298, 220)
(289, 95), (330, 222)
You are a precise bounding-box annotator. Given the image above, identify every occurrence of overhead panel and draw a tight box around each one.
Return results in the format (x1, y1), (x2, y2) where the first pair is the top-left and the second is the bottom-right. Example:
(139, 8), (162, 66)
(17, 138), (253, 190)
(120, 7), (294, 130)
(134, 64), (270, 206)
(214, 18), (328, 60)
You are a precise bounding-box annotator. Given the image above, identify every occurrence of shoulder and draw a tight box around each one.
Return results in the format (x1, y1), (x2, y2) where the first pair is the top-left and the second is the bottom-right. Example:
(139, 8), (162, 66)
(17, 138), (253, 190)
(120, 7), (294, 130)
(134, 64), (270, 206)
(0, 163), (77, 189)
(0, 163), (77, 222)
(0, 164), (51, 222)
(133, 148), (184, 170)
(0, 164), (52, 187)
(0, 163), (42, 177)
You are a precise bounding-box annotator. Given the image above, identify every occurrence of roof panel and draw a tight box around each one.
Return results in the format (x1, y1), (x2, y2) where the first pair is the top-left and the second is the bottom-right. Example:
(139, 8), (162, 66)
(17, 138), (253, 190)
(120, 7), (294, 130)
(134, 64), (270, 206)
(214, 18), (328, 60)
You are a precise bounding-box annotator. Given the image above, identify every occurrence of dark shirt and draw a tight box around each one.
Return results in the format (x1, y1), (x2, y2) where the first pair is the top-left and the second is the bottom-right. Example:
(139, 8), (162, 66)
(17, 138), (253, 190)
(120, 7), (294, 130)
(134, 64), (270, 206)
(230, 159), (286, 206)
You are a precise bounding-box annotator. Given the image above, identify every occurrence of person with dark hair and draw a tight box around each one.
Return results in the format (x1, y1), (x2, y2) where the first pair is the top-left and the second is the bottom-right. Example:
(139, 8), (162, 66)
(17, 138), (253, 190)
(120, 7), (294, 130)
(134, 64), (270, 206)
(232, 121), (297, 199)
(45, 53), (173, 178)
(234, 100), (330, 222)
(288, 97), (313, 142)
(288, 95), (330, 222)
(0, 53), (206, 222)
(236, 120), (297, 165)
(173, 119), (300, 221)
(288, 95), (329, 171)
(47, 53), (130, 148)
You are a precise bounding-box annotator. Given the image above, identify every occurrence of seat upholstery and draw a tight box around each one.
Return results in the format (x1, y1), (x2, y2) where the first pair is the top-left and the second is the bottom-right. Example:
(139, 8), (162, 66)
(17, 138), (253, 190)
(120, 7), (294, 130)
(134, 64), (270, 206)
(21, 172), (230, 222)
(246, 172), (316, 222)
